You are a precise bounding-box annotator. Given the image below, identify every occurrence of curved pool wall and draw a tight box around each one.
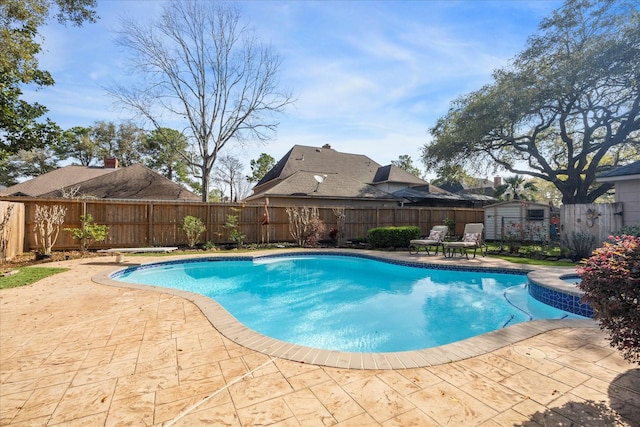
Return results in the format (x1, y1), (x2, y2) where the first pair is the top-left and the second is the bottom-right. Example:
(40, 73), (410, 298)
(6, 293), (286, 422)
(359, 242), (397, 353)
(527, 270), (593, 318)
(93, 250), (596, 370)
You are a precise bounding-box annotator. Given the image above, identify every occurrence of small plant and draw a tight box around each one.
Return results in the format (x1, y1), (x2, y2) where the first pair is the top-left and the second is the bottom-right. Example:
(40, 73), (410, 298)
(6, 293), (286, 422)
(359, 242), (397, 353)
(181, 216), (206, 248)
(223, 209), (245, 247)
(304, 217), (325, 247)
(329, 227), (339, 246)
(65, 214), (109, 253)
(203, 241), (216, 251)
(578, 235), (640, 364)
(286, 206), (324, 247)
(443, 217), (455, 236)
(33, 204), (67, 257)
(561, 231), (596, 261)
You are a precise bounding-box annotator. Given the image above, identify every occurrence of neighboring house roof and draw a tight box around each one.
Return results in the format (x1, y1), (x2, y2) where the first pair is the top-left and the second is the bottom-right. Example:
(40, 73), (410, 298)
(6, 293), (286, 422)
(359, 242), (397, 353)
(0, 166), (115, 197)
(483, 200), (550, 209)
(371, 165), (425, 185)
(1, 163), (200, 201)
(438, 177), (497, 196)
(247, 145), (409, 203)
(597, 161), (640, 182)
(393, 185), (496, 206)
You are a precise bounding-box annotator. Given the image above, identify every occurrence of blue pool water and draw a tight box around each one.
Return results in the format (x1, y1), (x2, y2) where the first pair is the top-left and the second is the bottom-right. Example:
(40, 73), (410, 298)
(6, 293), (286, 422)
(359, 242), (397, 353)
(113, 255), (586, 352)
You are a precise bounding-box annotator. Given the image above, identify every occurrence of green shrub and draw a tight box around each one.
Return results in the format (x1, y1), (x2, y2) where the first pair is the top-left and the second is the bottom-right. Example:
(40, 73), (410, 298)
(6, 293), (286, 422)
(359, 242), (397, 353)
(223, 210), (245, 247)
(560, 231), (596, 260)
(611, 224), (640, 237)
(65, 214), (108, 253)
(578, 235), (640, 364)
(181, 216), (206, 248)
(367, 226), (421, 249)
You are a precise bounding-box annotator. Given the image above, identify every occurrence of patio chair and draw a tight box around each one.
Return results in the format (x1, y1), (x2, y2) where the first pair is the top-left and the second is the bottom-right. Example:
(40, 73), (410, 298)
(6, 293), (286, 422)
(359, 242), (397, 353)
(442, 223), (485, 259)
(408, 225), (449, 255)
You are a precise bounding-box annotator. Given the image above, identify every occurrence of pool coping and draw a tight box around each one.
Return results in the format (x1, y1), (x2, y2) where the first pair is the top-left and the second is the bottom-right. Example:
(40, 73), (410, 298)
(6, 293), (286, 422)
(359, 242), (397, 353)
(92, 249), (596, 370)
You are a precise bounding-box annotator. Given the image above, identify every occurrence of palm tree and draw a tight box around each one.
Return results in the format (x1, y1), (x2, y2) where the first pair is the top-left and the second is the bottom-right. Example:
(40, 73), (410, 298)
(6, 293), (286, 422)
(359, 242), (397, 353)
(494, 175), (538, 201)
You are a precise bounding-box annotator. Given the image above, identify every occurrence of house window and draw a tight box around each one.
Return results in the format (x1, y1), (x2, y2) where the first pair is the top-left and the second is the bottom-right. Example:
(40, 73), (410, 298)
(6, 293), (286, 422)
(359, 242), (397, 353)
(527, 209), (545, 221)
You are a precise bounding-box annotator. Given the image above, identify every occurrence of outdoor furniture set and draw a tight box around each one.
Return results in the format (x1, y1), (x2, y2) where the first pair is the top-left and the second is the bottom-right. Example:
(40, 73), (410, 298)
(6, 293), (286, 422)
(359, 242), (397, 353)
(408, 223), (486, 259)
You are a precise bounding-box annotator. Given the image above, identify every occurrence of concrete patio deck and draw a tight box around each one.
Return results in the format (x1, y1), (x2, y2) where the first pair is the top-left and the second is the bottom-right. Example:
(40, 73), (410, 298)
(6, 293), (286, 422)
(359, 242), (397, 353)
(1, 250), (639, 426)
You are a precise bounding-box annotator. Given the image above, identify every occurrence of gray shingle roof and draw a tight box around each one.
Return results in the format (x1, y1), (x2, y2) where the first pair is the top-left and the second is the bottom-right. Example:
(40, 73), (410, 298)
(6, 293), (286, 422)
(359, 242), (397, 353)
(249, 145), (422, 202)
(598, 161), (640, 178)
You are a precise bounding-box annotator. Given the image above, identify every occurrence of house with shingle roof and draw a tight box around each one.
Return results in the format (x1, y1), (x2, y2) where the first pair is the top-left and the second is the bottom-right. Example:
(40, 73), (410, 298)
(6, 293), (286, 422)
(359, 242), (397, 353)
(245, 145), (495, 207)
(0, 159), (200, 201)
(597, 160), (640, 226)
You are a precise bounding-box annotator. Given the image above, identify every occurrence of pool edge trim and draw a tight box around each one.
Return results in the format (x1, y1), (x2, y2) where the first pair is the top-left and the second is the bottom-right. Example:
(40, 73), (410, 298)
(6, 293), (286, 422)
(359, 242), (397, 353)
(92, 250), (597, 370)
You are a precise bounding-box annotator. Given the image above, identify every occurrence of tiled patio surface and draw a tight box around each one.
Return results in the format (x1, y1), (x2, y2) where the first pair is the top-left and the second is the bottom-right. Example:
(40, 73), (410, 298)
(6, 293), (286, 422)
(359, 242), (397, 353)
(1, 250), (639, 426)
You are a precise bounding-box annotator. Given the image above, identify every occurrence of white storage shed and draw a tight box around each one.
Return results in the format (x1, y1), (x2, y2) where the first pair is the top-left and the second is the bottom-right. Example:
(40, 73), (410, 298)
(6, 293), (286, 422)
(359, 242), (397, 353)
(484, 201), (553, 242)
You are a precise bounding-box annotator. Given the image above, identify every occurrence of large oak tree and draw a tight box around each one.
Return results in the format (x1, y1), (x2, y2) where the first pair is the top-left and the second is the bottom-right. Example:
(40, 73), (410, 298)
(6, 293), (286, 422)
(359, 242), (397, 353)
(422, 0), (640, 204)
(111, 0), (293, 201)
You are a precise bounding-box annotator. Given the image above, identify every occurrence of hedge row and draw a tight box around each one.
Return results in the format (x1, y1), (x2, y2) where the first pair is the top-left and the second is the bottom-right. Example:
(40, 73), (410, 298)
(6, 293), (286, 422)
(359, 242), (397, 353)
(367, 226), (421, 249)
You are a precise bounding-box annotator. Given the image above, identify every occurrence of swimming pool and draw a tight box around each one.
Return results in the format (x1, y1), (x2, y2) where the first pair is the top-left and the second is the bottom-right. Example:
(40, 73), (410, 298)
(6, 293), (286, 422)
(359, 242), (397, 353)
(112, 254), (586, 353)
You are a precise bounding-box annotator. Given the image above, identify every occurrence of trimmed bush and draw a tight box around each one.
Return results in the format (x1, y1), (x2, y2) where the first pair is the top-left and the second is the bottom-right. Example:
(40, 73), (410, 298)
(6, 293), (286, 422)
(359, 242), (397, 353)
(367, 226), (421, 249)
(611, 225), (640, 238)
(578, 235), (640, 365)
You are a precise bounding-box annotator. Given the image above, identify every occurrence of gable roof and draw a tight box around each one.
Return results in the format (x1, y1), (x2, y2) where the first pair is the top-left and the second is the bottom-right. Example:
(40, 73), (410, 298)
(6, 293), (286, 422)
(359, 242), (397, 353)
(1, 163), (200, 201)
(0, 166), (116, 197)
(597, 161), (640, 182)
(372, 165), (425, 185)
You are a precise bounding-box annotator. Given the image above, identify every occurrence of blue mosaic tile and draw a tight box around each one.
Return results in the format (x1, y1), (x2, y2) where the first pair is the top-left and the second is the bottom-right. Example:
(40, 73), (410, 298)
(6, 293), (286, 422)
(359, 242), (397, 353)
(528, 280), (594, 318)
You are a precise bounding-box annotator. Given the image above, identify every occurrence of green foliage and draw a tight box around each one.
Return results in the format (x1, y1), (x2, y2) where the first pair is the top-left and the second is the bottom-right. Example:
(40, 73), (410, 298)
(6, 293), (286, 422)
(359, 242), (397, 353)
(494, 175), (538, 202)
(368, 226), (421, 249)
(65, 214), (108, 252)
(443, 218), (456, 236)
(611, 225), (640, 238)
(1, 0), (97, 158)
(391, 155), (422, 178)
(180, 216), (206, 248)
(423, 0), (640, 204)
(143, 127), (192, 185)
(578, 235), (640, 364)
(247, 153), (276, 183)
(0, 267), (68, 290)
(223, 209), (245, 247)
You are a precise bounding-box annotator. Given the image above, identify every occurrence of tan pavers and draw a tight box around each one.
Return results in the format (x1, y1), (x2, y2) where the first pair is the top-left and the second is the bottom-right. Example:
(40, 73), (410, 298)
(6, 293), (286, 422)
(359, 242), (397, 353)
(1, 251), (639, 426)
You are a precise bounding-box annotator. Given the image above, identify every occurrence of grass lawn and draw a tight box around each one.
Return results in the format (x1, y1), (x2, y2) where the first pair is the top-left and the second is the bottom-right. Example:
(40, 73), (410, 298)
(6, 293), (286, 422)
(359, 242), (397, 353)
(0, 267), (69, 290)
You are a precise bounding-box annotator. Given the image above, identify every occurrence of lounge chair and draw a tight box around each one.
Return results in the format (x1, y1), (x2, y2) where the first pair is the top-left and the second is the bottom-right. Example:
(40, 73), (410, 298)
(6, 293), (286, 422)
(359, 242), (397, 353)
(442, 223), (485, 259)
(408, 225), (449, 255)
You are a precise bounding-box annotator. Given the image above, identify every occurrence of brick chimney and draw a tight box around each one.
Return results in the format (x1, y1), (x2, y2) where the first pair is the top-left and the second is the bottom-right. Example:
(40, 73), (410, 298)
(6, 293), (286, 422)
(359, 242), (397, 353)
(494, 176), (502, 187)
(104, 157), (119, 169)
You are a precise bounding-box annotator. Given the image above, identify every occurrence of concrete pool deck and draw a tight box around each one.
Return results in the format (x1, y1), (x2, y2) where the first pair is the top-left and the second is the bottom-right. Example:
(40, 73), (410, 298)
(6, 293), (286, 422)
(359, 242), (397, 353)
(1, 249), (639, 426)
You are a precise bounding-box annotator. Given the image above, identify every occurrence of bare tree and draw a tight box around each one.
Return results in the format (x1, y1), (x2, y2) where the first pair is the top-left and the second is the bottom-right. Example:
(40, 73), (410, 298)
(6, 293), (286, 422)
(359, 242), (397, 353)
(111, 0), (294, 201)
(213, 155), (248, 202)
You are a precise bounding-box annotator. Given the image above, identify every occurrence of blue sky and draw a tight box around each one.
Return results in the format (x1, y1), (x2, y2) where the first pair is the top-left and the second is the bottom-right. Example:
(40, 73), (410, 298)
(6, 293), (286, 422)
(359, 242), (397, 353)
(27, 0), (561, 179)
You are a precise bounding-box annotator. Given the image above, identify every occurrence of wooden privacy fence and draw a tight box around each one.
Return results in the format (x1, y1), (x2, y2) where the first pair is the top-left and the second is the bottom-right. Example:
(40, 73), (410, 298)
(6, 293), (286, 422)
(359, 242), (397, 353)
(560, 203), (624, 249)
(0, 197), (484, 252)
(1, 201), (25, 261)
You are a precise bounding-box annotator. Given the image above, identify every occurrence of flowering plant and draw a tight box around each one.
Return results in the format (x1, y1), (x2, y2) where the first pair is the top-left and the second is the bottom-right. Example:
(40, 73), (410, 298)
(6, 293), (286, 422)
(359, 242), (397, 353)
(578, 234), (640, 364)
